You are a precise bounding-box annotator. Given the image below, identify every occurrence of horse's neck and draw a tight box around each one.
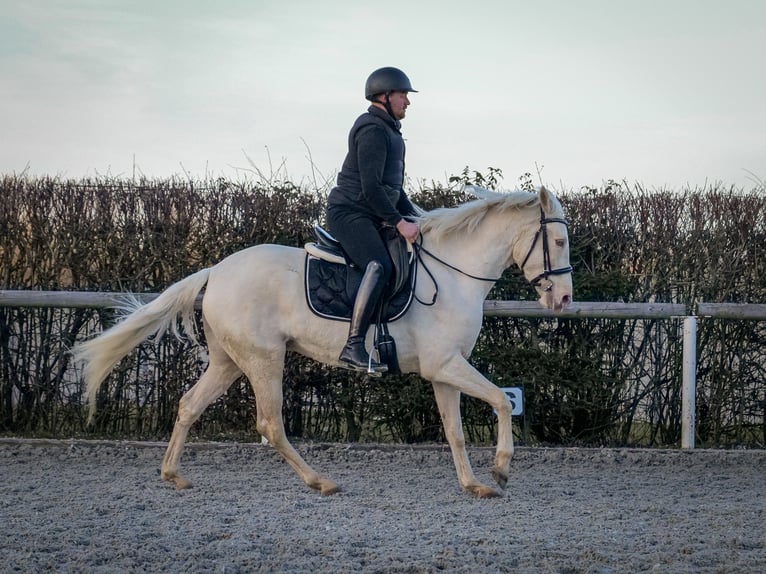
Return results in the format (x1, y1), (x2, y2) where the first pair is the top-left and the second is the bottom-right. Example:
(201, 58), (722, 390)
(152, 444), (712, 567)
(422, 208), (526, 288)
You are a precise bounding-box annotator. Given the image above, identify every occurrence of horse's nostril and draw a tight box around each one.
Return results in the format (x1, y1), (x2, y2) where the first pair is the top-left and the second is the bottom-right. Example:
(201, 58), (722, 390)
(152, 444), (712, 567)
(561, 294), (571, 306)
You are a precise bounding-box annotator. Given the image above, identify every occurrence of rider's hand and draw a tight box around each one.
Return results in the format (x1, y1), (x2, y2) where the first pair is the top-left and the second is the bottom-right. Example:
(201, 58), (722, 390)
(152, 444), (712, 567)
(396, 219), (419, 243)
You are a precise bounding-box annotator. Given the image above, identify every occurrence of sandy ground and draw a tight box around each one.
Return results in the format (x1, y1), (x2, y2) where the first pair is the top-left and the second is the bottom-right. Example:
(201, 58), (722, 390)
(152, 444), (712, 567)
(0, 439), (764, 573)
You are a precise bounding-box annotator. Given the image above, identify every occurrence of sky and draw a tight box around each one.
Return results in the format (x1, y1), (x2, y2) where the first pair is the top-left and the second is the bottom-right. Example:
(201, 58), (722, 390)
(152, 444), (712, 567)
(2, 0), (765, 192)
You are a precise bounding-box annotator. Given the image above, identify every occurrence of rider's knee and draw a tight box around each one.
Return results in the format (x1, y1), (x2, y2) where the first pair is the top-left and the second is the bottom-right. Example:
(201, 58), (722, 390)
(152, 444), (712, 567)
(366, 259), (392, 283)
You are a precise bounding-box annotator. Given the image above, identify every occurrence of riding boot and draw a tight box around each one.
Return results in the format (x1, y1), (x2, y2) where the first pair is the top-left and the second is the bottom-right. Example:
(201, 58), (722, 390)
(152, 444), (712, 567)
(339, 260), (388, 374)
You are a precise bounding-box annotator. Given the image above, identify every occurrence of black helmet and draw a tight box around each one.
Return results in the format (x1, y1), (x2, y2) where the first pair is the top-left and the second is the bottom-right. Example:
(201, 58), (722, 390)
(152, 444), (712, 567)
(365, 67), (418, 100)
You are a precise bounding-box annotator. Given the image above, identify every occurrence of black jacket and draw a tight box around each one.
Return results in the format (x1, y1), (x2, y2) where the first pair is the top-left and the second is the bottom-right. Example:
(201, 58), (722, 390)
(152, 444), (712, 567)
(328, 106), (417, 227)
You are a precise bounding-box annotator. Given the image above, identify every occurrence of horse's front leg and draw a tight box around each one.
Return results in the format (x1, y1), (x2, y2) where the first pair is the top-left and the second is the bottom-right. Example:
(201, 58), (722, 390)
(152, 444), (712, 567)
(430, 356), (514, 496)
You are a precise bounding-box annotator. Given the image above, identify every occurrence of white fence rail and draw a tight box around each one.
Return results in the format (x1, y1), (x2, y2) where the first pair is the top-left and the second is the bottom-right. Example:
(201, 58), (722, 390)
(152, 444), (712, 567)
(2, 290), (766, 449)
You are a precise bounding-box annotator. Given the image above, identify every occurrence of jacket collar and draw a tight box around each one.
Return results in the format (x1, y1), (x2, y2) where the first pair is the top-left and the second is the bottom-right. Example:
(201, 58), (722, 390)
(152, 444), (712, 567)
(367, 105), (401, 132)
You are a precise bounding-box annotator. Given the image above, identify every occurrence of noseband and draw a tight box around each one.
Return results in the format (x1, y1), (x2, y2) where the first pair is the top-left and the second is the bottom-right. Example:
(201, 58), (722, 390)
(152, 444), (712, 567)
(519, 208), (574, 292)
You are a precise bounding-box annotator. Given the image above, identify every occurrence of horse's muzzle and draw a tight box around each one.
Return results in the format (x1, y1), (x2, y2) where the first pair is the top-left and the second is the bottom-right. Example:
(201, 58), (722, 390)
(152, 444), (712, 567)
(538, 281), (573, 313)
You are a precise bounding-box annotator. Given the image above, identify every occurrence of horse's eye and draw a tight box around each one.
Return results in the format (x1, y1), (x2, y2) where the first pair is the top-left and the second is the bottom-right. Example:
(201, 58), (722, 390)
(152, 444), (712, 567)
(555, 239), (566, 247)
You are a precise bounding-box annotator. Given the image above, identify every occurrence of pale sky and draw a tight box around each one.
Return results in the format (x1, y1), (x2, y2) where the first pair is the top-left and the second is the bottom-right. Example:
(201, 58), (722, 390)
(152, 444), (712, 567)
(2, 0), (764, 191)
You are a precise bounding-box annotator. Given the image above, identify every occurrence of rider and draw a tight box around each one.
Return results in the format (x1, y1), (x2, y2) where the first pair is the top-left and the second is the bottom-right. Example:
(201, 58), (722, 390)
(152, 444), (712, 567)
(326, 66), (421, 374)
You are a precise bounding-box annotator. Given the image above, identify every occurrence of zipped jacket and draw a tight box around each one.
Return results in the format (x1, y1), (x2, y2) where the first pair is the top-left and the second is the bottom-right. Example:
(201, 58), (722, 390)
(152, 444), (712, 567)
(328, 106), (417, 227)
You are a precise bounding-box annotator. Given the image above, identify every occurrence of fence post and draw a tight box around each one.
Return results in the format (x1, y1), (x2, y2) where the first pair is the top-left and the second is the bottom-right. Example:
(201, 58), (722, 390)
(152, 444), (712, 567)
(681, 316), (697, 449)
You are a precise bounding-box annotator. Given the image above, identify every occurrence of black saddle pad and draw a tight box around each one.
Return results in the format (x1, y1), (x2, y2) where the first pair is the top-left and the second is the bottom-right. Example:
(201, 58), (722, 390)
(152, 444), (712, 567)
(305, 255), (414, 322)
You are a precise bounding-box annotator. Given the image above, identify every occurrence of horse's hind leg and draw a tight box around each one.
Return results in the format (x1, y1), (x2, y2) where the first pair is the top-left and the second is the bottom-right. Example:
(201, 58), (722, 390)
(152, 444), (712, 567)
(161, 341), (243, 489)
(243, 348), (339, 495)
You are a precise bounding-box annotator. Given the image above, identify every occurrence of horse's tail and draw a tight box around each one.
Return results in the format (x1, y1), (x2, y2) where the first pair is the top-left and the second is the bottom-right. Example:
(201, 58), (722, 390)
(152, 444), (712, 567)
(72, 268), (212, 423)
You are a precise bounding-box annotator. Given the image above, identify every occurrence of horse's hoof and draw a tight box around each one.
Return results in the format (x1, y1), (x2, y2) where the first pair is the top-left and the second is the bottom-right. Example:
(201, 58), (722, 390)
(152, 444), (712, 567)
(174, 477), (193, 490)
(308, 477), (339, 495)
(163, 473), (193, 490)
(467, 484), (503, 498)
(491, 466), (509, 489)
(320, 482), (340, 496)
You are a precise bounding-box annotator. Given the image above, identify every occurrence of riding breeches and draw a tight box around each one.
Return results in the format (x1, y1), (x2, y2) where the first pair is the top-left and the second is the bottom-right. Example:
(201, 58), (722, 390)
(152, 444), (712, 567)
(325, 206), (394, 286)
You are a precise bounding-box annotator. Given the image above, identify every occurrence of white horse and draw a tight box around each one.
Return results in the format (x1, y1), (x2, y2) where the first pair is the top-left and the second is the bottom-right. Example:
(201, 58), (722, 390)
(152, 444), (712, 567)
(73, 185), (572, 498)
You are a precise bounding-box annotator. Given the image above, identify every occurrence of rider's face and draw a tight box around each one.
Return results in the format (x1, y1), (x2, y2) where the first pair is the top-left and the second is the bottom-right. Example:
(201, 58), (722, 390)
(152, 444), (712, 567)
(386, 91), (410, 120)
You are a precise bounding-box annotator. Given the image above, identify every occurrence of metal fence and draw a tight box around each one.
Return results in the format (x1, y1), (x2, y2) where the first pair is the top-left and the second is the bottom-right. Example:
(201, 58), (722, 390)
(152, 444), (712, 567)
(3, 290), (765, 448)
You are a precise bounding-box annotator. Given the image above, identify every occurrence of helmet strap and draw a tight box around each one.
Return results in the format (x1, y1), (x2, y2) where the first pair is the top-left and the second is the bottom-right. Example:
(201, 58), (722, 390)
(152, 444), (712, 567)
(371, 93), (400, 125)
(383, 92), (396, 119)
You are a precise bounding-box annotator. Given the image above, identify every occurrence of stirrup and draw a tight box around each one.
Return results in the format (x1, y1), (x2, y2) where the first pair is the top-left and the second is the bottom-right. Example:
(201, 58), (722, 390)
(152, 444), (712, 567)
(339, 345), (388, 377)
(366, 351), (388, 378)
(340, 357), (388, 377)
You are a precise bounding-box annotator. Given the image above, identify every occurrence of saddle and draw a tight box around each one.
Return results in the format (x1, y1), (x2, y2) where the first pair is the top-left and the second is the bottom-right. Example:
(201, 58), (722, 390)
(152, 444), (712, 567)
(304, 225), (416, 374)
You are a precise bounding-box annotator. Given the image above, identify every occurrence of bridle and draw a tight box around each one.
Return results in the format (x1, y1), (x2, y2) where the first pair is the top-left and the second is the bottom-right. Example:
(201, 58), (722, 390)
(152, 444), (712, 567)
(411, 205), (573, 305)
(519, 208), (574, 292)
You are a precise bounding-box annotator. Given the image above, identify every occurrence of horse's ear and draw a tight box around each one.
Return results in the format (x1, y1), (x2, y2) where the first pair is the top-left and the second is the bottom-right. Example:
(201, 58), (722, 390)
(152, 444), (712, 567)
(538, 186), (554, 212)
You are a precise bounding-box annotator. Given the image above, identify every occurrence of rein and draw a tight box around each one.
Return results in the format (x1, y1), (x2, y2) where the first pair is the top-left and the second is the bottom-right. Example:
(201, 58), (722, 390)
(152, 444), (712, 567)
(412, 206), (573, 304)
(411, 239), (500, 306)
(413, 242), (501, 283)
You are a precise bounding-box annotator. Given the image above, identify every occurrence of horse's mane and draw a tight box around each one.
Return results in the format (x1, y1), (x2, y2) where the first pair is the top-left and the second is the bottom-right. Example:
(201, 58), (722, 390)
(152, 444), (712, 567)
(418, 185), (543, 239)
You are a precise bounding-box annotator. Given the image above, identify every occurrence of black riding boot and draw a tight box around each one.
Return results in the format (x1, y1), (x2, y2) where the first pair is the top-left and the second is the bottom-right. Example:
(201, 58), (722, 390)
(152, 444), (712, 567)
(339, 260), (388, 375)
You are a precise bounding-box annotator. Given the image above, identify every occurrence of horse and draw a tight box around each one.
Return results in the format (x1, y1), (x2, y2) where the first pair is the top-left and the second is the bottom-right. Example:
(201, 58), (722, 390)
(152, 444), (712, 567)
(72, 184), (573, 498)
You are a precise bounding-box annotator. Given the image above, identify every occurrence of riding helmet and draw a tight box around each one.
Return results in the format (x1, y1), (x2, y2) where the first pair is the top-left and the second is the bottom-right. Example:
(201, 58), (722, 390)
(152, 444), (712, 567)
(365, 67), (418, 100)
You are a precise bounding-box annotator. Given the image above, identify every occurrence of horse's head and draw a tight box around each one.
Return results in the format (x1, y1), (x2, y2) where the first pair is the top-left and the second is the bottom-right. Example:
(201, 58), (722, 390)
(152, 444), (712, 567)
(422, 184), (573, 311)
(515, 187), (573, 312)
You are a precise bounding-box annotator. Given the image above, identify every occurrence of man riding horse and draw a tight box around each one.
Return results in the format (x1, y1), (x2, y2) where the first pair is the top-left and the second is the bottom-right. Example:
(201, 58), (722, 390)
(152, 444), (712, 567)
(325, 67), (421, 375)
(72, 68), (574, 497)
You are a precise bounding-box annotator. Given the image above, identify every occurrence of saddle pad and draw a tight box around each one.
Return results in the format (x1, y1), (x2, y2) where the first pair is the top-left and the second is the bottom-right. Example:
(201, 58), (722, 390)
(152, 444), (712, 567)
(305, 255), (413, 322)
